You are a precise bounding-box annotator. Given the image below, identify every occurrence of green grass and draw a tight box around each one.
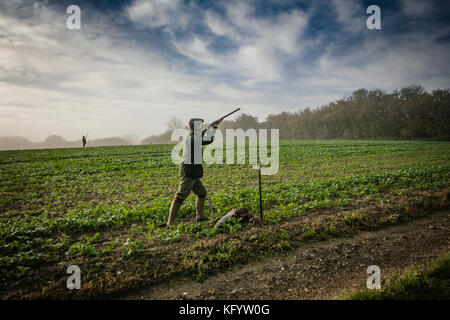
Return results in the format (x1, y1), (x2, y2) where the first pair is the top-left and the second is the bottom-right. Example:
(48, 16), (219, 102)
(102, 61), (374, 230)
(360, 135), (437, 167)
(0, 140), (449, 298)
(350, 253), (450, 300)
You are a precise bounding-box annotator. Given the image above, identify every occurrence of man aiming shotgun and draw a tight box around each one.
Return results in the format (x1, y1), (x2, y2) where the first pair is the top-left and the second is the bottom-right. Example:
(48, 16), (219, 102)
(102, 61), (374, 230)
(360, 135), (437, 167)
(167, 108), (240, 227)
(82, 134), (88, 148)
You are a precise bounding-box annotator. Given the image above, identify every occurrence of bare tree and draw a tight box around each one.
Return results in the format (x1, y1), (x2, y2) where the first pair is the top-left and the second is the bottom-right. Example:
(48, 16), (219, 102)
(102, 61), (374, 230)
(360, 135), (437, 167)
(167, 116), (184, 130)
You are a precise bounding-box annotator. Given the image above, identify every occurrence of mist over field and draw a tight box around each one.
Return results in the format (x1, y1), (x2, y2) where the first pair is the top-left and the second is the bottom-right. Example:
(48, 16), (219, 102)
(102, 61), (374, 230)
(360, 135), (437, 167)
(2, 84), (449, 150)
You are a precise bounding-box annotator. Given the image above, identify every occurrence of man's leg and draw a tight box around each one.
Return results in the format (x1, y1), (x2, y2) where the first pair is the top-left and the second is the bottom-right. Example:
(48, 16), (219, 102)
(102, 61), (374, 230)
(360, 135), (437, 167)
(195, 196), (207, 222)
(167, 175), (195, 227)
(193, 179), (208, 222)
(167, 198), (182, 227)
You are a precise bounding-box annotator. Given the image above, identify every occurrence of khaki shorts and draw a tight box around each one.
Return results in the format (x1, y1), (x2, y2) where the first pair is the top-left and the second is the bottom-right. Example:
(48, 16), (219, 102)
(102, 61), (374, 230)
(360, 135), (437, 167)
(174, 168), (207, 202)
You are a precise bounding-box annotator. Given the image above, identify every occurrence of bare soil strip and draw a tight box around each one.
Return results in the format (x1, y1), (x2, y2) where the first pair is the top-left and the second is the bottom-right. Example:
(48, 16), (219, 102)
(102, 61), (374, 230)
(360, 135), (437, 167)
(126, 210), (449, 300)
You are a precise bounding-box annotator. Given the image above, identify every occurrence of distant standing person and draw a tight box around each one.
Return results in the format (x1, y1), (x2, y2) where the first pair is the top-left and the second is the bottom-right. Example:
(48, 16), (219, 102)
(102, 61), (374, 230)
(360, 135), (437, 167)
(166, 118), (222, 227)
(82, 135), (87, 148)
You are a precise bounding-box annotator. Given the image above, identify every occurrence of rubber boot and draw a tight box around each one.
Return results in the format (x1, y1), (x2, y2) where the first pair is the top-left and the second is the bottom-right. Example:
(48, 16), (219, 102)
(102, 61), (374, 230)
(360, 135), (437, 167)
(167, 200), (181, 228)
(196, 196), (208, 222)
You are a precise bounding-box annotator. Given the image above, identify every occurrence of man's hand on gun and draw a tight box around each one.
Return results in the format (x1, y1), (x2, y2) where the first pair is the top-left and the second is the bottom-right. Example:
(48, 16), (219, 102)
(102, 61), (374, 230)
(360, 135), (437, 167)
(208, 108), (240, 129)
(210, 118), (223, 128)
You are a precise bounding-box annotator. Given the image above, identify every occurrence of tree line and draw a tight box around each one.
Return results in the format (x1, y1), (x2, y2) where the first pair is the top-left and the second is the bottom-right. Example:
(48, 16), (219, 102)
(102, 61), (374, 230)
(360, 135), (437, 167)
(144, 85), (448, 143)
(260, 85), (449, 141)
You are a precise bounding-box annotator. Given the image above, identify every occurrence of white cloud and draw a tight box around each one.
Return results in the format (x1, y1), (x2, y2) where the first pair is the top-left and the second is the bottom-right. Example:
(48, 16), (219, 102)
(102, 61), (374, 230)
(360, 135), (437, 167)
(309, 31), (450, 92)
(169, 1), (308, 84)
(126, 0), (190, 30)
(0, 2), (216, 140)
(205, 11), (233, 37)
(331, 0), (365, 32)
(1, 1), (307, 141)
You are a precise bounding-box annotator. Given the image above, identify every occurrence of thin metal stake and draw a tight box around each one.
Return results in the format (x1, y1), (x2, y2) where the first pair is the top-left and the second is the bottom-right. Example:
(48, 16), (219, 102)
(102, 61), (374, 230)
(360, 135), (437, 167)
(253, 164), (263, 221)
(258, 167), (263, 221)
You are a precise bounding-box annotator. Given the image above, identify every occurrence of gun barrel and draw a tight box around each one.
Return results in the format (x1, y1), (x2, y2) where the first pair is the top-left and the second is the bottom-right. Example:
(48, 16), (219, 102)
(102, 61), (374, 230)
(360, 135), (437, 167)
(220, 107), (241, 120)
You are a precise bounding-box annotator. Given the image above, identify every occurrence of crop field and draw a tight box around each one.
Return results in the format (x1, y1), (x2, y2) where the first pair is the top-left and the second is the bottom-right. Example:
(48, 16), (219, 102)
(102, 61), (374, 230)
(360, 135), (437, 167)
(0, 140), (449, 299)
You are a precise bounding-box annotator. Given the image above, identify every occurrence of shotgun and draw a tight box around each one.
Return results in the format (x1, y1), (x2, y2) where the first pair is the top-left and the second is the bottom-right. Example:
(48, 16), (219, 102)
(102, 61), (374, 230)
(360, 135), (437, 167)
(210, 108), (241, 127)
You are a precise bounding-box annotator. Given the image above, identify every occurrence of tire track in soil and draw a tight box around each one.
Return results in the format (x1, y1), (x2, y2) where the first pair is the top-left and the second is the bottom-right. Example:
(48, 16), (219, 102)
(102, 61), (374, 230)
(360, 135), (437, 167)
(126, 211), (449, 300)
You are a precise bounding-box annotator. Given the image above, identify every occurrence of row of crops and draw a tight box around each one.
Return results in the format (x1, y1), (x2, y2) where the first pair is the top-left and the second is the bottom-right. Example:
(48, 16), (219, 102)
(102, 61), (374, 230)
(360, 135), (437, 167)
(0, 140), (449, 296)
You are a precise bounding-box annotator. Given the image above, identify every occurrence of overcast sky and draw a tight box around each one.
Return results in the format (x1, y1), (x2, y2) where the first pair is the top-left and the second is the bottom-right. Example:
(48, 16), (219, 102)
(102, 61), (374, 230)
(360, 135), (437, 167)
(1, 0), (450, 141)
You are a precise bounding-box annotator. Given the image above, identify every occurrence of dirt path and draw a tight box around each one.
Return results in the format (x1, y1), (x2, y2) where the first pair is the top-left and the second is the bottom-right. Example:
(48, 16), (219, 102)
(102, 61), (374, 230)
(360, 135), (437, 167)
(125, 211), (449, 300)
